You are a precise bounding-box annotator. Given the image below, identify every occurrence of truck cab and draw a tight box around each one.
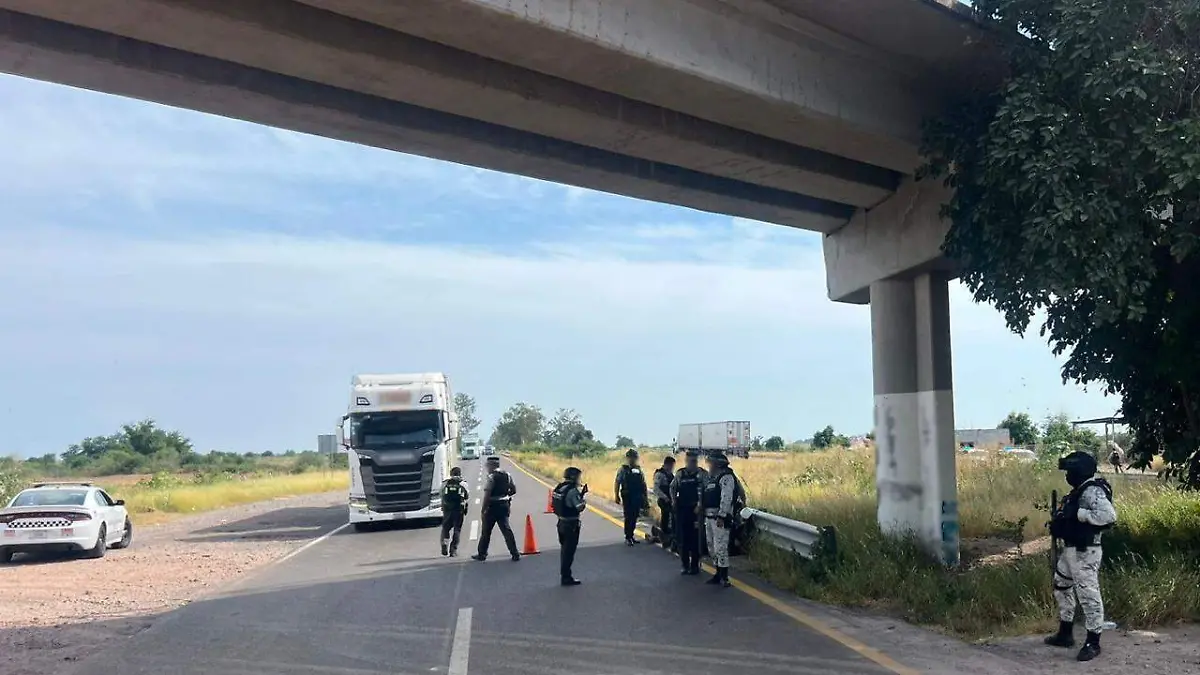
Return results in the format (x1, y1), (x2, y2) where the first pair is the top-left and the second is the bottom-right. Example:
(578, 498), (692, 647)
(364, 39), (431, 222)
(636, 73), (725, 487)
(459, 434), (482, 461)
(337, 373), (457, 531)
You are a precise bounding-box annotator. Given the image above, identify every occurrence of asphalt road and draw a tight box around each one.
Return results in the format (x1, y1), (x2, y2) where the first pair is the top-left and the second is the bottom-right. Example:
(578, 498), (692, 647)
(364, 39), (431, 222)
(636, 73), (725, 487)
(70, 459), (896, 675)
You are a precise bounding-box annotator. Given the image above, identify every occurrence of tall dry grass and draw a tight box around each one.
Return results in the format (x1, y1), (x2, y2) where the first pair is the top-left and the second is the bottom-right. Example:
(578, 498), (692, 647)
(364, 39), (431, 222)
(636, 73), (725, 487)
(515, 446), (1200, 638)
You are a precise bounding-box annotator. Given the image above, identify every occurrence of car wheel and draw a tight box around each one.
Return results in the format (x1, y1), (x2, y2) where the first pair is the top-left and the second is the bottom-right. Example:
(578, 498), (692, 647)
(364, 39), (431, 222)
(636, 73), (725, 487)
(85, 524), (108, 559)
(0, 548), (12, 564)
(111, 519), (133, 549)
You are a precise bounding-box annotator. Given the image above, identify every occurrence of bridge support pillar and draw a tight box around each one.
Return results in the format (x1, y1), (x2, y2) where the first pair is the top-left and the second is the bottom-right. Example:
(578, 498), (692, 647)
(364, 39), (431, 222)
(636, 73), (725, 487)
(870, 272), (959, 566)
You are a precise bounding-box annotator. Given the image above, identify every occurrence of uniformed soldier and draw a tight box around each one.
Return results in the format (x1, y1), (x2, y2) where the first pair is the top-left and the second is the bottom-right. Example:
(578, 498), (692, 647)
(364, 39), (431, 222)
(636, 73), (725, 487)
(613, 449), (648, 545)
(652, 456), (676, 550)
(671, 449), (708, 575)
(702, 451), (737, 588)
(551, 466), (589, 586)
(1046, 451), (1118, 661)
(438, 466), (469, 557)
(472, 456), (521, 562)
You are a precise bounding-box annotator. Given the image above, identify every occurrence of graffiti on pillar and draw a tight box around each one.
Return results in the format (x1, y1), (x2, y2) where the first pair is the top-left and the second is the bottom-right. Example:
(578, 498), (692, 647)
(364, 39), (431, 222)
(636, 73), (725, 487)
(885, 406), (897, 475)
(940, 500), (961, 566)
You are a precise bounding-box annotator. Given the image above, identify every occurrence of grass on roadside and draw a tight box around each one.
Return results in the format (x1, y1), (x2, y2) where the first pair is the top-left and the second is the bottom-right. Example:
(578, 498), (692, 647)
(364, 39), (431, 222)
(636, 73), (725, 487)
(110, 471), (349, 524)
(515, 447), (1200, 639)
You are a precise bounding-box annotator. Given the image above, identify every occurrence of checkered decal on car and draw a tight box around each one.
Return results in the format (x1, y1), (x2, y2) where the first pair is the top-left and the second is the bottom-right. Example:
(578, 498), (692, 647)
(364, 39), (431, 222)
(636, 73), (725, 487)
(8, 518), (72, 528)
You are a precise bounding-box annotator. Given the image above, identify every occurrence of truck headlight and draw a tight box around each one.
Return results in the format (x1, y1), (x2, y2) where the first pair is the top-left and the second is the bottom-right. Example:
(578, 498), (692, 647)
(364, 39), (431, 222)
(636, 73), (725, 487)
(350, 498), (368, 510)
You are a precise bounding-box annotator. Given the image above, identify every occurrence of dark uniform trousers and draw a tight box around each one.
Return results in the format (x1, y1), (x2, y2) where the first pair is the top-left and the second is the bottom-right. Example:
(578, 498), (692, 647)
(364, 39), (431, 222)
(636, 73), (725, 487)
(657, 498), (673, 547)
(557, 519), (581, 580)
(675, 506), (702, 568)
(440, 509), (464, 552)
(621, 497), (641, 541)
(478, 502), (519, 558)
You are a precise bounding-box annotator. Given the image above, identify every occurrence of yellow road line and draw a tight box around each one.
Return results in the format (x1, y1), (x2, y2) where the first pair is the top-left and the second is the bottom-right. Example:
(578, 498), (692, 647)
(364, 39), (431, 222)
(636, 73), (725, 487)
(506, 458), (919, 675)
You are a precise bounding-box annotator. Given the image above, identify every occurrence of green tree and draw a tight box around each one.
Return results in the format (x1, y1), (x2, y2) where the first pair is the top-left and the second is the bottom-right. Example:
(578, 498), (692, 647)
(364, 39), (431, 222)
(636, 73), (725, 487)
(615, 435), (634, 449)
(922, 0), (1200, 486)
(543, 408), (595, 447)
(453, 393), (481, 437)
(764, 435), (785, 451)
(998, 412), (1039, 446)
(491, 402), (545, 448)
(812, 425), (836, 450)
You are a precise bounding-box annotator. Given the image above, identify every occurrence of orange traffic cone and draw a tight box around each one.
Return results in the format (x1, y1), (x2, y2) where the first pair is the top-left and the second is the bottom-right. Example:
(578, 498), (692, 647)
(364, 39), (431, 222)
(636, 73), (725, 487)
(522, 514), (541, 555)
(544, 490), (555, 514)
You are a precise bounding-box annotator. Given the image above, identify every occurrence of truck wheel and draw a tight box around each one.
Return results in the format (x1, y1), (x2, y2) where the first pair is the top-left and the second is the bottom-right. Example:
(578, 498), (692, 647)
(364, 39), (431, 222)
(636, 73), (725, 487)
(0, 548), (12, 564)
(85, 524), (108, 559)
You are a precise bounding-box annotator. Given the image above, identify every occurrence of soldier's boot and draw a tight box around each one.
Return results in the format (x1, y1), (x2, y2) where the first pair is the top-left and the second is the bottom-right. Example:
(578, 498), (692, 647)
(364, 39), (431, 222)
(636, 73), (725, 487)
(705, 568), (723, 585)
(440, 541), (449, 556)
(1043, 621), (1076, 648)
(1076, 633), (1101, 661)
(719, 567), (732, 588)
(448, 545), (458, 557)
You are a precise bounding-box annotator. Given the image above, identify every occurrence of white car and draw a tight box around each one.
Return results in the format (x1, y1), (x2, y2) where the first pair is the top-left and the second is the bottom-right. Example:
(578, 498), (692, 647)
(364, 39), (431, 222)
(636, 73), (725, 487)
(0, 482), (133, 563)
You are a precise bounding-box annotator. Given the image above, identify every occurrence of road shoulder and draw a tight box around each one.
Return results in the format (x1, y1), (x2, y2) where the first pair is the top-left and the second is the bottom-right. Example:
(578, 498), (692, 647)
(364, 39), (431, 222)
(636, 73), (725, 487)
(0, 490), (346, 675)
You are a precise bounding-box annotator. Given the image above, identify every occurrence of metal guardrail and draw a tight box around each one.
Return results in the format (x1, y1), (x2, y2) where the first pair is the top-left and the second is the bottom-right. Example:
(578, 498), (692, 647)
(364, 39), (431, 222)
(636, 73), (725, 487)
(740, 507), (837, 562)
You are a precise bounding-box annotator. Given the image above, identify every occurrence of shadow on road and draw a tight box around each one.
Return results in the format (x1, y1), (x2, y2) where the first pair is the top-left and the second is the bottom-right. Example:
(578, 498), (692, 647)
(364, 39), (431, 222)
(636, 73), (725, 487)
(178, 505), (347, 544)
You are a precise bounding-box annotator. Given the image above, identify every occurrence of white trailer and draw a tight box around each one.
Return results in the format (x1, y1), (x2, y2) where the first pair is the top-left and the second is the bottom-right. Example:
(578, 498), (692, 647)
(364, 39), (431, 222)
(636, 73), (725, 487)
(336, 373), (457, 531)
(676, 421), (752, 458)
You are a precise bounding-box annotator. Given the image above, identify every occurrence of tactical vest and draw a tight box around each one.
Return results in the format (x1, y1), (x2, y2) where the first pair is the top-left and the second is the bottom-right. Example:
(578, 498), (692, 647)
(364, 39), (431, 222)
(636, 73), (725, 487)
(618, 466), (646, 498)
(551, 481), (582, 518)
(487, 470), (515, 501)
(702, 469), (746, 511)
(674, 469), (703, 508)
(1056, 478), (1114, 549)
(441, 479), (466, 511)
(653, 468), (673, 499)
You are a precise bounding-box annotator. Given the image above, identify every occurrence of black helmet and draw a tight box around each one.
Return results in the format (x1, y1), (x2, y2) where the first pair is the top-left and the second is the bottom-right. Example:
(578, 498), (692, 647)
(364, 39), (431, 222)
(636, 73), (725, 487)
(707, 451), (729, 465)
(662, 456), (676, 465)
(625, 449), (639, 459)
(449, 466), (462, 477)
(563, 466), (583, 481)
(485, 456), (500, 466)
(1058, 451), (1097, 487)
(684, 449), (701, 458)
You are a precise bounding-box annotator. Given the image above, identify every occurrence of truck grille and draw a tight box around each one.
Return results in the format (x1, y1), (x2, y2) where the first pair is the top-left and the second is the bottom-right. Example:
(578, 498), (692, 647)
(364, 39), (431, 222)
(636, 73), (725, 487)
(358, 448), (435, 513)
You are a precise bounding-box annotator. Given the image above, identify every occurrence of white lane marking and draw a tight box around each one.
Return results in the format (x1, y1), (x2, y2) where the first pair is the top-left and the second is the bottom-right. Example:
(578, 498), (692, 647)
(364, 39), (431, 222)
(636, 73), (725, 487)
(448, 607), (473, 675)
(469, 519), (480, 541)
(276, 523), (349, 564)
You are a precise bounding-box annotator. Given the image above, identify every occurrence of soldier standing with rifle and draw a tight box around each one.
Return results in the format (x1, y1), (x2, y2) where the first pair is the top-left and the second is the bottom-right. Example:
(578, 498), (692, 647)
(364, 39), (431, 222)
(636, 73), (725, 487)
(670, 449), (708, 575)
(1046, 451), (1118, 662)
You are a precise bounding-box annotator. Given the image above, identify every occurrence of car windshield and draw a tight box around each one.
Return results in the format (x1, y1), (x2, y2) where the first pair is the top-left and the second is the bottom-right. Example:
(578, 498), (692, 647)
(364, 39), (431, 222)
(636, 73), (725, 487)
(10, 489), (89, 507)
(351, 410), (444, 449)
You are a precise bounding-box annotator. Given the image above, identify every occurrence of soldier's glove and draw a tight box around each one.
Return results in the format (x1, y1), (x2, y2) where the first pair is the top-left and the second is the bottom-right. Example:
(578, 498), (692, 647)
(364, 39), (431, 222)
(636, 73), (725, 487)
(581, 484), (589, 496)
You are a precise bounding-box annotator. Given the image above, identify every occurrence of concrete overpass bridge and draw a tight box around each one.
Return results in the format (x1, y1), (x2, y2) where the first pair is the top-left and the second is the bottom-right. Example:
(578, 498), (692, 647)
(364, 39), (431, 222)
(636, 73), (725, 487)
(0, 0), (997, 565)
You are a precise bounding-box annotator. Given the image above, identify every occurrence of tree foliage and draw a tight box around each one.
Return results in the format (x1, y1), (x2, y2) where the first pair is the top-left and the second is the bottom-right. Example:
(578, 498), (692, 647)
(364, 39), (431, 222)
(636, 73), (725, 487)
(812, 426), (849, 450)
(764, 435), (786, 451)
(998, 411), (1039, 446)
(542, 408), (596, 447)
(922, 0), (1200, 486)
(490, 402), (545, 448)
(453, 393), (481, 437)
(615, 435), (635, 449)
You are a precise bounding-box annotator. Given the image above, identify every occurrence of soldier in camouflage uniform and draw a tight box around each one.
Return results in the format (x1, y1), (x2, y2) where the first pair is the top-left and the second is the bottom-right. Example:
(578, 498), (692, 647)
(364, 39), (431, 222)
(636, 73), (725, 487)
(1046, 451), (1118, 662)
(701, 451), (737, 588)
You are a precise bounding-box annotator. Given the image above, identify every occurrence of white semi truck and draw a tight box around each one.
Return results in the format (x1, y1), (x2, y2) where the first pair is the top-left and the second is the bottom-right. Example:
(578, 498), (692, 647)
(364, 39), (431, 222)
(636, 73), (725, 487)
(337, 373), (457, 531)
(459, 433), (482, 461)
(676, 421), (752, 459)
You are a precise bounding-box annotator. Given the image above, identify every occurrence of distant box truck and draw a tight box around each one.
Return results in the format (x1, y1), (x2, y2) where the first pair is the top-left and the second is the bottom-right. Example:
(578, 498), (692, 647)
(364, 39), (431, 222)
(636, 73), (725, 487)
(676, 421), (751, 459)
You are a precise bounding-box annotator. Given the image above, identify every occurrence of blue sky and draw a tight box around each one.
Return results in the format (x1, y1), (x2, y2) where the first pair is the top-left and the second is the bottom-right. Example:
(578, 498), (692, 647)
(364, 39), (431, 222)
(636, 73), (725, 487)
(0, 74), (1118, 457)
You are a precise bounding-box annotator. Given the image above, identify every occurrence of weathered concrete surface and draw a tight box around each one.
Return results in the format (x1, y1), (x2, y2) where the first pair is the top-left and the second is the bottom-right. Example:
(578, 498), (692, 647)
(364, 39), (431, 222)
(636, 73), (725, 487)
(822, 178), (956, 304)
(0, 0), (992, 237)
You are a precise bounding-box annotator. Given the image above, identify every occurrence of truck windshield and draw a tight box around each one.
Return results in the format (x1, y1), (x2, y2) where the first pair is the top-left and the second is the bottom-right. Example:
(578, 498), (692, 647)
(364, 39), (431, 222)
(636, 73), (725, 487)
(351, 411), (444, 449)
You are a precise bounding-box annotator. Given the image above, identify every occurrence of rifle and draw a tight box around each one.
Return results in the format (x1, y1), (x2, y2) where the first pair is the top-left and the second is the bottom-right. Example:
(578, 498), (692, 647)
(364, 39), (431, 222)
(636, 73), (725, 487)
(1049, 489), (1060, 575)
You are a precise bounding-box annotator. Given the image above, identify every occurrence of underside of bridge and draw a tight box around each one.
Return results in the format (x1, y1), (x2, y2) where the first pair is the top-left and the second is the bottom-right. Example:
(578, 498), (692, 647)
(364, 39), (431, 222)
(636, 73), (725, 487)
(0, 0), (998, 565)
